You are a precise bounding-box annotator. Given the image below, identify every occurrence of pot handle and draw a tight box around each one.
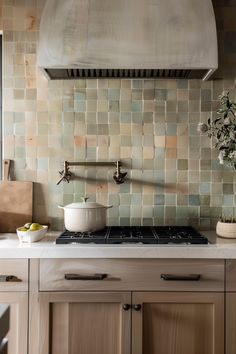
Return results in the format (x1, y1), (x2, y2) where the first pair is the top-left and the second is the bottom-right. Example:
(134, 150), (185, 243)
(81, 197), (89, 203)
(106, 205), (113, 209)
(58, 205), (65, 209)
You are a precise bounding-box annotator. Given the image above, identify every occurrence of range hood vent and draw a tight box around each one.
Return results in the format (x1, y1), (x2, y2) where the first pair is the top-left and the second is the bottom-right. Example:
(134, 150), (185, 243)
(38, 0), (218, 81)
(44, 68), (194, 80)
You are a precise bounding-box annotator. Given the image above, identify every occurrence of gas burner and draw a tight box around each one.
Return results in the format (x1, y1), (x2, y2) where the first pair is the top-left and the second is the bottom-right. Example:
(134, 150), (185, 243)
(56, 226), (208, 245)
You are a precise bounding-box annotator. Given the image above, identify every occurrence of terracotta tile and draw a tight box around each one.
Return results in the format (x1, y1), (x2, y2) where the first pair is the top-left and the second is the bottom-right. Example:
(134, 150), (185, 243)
(74, 136), (86, 147)
(166, 136), (177, 148)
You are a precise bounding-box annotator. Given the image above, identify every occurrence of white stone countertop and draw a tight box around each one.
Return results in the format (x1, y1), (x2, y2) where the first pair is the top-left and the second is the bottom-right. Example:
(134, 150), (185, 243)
(0, 231), (236, 259)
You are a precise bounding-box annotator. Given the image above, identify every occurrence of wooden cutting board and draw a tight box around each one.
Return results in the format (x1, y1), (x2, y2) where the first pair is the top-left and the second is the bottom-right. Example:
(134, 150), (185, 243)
(0, 160), (33, 232)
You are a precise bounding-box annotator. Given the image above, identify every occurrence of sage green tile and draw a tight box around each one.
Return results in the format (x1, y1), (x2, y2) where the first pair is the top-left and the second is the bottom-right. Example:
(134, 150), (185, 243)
(167, 90), (177, 100)
(120, 218), (130, 226)
(109, 124), (120, 134)
(132, 113), (142, 123)
(98, 89), (108, 99)
(74, 100), (86, 112)
(87, 100), (97, 112)
(75, 113), (85, 122)
(155, 89), (167, 100)
(86, 147), (97, 159)
(177, 159), (188, 170)
(98, 124), (109, 135)
(109, 100), (119, 112)
(86, 124), (97, 134)
(86, 112), (96, 123)
(86, 79), (97, 88)
(109, 112), (119, 123)
(75, 89), (86, 100)
(63, 123), (74, 135)
(108, 89), (120, 100)
(144, 80), (155, 89)
(131, 101), (142, 112)
(121, 136), (131, 146)
(177, 80), (188, 89)
(120, 194), (131, 205)
(201, 89), (211, 102)
(165, 206), (176, 218)
(121, 112), (131, 123)
(143, 112), (153, 123)
(119, 206), (130, 217)
(132, 80), (143, 89)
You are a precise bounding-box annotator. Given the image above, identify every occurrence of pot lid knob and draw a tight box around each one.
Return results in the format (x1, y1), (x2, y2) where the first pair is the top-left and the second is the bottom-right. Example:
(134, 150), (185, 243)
(81, 196), (89, 203)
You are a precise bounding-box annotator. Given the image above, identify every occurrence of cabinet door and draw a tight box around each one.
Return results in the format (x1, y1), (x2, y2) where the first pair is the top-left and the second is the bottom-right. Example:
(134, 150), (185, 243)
(132, 292), (224, 354)
(39, 292), (131, 354)
(0, 292), (28, 354)
(226, 293), (236, 354)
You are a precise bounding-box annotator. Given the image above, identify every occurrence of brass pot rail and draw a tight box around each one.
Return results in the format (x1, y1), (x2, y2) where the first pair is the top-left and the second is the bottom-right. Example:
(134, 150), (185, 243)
(57, 161), (127, 185)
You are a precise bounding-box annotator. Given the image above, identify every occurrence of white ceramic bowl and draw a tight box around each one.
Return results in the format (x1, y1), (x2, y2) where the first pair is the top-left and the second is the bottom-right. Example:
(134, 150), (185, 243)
(17, 225), (48, 243)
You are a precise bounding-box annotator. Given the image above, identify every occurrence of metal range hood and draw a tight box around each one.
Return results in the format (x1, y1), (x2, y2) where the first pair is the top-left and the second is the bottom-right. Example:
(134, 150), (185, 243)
(38, 0), (218, 80)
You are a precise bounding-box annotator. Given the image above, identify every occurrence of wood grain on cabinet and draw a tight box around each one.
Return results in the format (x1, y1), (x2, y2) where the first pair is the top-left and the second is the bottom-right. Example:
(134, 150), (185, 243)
(132, 292), (224, 354)
(29, 259), (40, 354)
(39, 259), (224, 292)
(0, 259), (28, 291)
(39, 292), (131, 354)
(226, 260), (236, 291)
(226, 293), (236, 354)
(0, 292), (28, 354)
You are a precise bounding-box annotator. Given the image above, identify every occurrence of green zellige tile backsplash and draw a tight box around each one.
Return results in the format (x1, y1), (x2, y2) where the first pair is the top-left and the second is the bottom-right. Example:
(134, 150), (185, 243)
(1, 0), (236, 230)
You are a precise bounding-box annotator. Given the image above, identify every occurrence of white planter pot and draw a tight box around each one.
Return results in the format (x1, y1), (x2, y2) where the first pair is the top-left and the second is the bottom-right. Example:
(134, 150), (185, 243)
(58, 198), (112, 232)
(216, 221), (236, 239)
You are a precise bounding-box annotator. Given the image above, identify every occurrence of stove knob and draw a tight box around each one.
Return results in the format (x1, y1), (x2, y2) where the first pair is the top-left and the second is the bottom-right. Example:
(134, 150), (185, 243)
(123, 304), (131, 311)
(133, 304), (142, 311)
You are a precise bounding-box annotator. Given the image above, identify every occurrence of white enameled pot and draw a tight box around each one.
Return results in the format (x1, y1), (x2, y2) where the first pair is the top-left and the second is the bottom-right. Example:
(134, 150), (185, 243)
(58, 197), (112, 232)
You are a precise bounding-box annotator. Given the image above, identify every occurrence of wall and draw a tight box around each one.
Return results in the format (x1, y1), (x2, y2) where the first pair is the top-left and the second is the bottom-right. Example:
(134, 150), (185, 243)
(1, 0), (236, 230)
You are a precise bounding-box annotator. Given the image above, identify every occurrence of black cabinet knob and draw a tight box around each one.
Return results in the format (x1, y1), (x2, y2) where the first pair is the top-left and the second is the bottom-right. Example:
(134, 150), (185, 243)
(123, 304), (131, 311)
(133, 304), (142, 311)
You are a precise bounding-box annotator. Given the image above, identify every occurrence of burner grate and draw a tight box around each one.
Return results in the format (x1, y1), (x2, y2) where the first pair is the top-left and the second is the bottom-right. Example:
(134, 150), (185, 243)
(153, 226), (208, 244)
(56, 226), (208, 245)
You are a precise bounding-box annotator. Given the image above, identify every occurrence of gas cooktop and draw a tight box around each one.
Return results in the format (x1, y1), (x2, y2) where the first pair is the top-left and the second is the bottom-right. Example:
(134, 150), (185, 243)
(56, 226), (208, 245)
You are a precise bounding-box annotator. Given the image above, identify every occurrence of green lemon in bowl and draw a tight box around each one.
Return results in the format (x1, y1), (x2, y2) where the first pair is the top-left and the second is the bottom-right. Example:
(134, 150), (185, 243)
(29, 223), (42, 231)
(19, 227), (28, 232)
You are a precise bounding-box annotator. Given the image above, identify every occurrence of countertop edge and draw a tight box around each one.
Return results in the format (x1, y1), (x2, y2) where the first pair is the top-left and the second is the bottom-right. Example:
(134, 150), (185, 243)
(0, 230), (236, 259)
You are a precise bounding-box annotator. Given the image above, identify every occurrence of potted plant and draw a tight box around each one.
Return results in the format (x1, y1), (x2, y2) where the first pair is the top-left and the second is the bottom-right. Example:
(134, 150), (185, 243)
(198, 91), (236, 170)
(216, 216), (236, 239)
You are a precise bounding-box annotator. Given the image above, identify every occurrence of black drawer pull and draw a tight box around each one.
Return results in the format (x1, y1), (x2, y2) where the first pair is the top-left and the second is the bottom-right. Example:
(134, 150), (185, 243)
(0, 275), (21, 282)
(160, 274), (201, 281)
(65, 273), (107, 281)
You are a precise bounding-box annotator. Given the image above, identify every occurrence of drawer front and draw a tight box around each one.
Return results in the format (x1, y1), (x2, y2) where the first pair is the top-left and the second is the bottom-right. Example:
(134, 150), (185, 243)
(226, 260), (236, 291)
(0, 260), (28, 292)
(40, 259), (224, 292)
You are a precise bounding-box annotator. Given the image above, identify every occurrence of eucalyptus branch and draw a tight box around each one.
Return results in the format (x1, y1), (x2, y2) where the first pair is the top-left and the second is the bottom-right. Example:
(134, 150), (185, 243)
(197, 91), (236, 171)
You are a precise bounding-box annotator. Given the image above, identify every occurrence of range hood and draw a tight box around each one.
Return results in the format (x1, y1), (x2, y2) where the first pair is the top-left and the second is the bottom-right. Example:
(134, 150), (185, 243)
(38, 0), (218, 80)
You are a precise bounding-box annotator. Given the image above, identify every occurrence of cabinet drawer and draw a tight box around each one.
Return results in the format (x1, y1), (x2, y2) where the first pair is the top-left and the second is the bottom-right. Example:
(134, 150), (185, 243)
(0, 259), (28, 292)
(226, 260), (236, 291)
(39, 259), (224, 292)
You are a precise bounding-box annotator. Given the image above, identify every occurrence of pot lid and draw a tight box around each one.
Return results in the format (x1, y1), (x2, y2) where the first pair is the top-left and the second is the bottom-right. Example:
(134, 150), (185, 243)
(64, 197), (109, 209)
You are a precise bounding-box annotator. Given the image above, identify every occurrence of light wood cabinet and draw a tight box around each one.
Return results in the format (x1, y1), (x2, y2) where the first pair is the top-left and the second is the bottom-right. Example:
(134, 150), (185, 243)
(38, 292), (131, 354)
(226, 260), (236, 354)
(0, 292), (28, 354)
(40, 259), (224, 292)
(226, 293), (236, 354)
(36, 259), (225, 354)
(132, 292), (224, 354)
(0, 259), (28, 354)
